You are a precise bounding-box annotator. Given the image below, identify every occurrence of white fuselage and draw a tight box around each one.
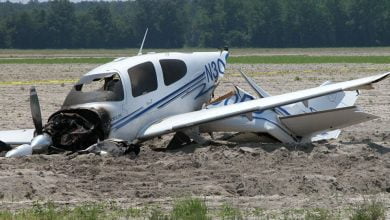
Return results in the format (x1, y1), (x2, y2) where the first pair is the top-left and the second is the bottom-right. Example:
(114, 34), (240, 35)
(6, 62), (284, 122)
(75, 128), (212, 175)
(64, 51), (229, 143)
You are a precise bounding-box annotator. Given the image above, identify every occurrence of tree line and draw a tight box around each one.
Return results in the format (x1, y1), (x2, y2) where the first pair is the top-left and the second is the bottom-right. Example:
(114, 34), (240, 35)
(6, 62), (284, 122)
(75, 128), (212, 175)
(0, 0), (389, 49)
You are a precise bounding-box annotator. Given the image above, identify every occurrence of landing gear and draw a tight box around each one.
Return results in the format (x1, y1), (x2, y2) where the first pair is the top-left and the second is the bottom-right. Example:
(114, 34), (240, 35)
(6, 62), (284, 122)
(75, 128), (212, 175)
(0, 140), (11, 152)
(126, 144), (140, 155)
(167, 132), (192, 149)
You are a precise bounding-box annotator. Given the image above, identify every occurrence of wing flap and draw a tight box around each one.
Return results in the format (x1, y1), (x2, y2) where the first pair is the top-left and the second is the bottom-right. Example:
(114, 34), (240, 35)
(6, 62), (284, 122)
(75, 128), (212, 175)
(139, 72), (389, 139)
(0, 129), (34, 145)
(279, 106), (378, 136)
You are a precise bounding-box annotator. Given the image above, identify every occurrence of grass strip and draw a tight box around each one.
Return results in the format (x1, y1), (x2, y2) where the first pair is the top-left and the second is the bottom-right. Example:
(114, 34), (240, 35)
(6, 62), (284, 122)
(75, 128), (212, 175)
(0, 199), (386, 220)
(229, 55), (390, 64)
(0, 57), (113, 64)
(1, 55), (390, 64)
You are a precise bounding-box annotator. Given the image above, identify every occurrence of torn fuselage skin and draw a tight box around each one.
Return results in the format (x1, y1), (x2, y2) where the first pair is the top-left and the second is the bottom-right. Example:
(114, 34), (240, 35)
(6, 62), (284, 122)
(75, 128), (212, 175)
(41, 72), (124, 153)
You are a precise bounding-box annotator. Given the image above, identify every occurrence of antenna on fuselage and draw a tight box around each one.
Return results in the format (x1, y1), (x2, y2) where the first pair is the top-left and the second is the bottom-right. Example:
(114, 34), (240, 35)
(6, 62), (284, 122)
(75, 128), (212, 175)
(137, 28), (149, 56)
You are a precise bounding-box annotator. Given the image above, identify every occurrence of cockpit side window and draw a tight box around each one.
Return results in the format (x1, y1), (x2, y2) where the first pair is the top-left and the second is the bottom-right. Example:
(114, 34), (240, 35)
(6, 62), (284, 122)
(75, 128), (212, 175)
(128, 62), (158, 97)
(160, 59), (187, 86)
(62, 72), (124, 107)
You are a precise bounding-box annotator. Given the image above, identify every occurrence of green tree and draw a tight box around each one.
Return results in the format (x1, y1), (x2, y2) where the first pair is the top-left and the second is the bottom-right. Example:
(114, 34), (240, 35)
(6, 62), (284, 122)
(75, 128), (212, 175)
(282, 0), (332, 47)
(133, 0), (188, 48)
(190, 0), (226, 47)
(46, 0), (76, 48)
(1, 0), (390, 48)
(0, 22), (7, 48)
(222, 0), (249, 47)
(89, 4), (116, 47)
(347, 0), (388, 46)
(30, 9), (48, 48)
(246, 0), (283, 47)
(324, 0), (349, 46)
(73, 12), (100, 48)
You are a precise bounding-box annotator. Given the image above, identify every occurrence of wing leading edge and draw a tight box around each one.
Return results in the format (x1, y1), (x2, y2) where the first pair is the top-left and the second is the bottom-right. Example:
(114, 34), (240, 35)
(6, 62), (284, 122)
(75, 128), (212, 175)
(139, 72), (389, 139)
(0, 129), (34, 145)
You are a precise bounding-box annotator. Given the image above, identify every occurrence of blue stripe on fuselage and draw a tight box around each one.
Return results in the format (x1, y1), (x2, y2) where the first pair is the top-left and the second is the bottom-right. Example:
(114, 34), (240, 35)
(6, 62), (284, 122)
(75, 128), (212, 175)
(111, 107), (143, 128)
(112, 73), (206, 130)
(157, 75), (206, 108)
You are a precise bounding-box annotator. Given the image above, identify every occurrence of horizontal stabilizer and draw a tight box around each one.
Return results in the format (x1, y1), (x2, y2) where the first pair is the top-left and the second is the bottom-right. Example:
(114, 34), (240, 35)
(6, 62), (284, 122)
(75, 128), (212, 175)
(280, 106), (378, 136)
(0, 129), (34, 145)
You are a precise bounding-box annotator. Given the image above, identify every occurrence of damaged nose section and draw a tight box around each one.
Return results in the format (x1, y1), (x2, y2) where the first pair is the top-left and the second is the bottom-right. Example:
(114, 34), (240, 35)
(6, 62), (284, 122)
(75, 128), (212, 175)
(44, 108), (110, 152)
(5, 108), (109, 157)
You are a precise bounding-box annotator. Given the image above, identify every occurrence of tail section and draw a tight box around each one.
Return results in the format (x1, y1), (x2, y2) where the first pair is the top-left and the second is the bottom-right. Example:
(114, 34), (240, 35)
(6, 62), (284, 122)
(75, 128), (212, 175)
(238, 70), (360, 115)
(204, 72), (384, 143)
(279, 81), (364, 142)
(239, 70), (270, 98)
(239, 70), (291, 116)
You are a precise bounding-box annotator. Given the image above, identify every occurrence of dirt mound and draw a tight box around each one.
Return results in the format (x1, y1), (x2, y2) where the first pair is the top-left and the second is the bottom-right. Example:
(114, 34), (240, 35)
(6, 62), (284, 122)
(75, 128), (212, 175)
(0, 138), (389, 210)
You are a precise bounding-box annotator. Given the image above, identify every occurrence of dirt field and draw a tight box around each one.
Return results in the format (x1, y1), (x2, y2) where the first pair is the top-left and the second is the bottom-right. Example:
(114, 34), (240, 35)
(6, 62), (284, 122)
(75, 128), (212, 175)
(0, 61), (389, 216)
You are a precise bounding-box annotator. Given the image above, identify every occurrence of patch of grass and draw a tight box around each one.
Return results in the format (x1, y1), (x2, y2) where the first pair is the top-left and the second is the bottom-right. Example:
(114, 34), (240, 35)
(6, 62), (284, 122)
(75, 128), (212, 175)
(1, 55), (390, 64)
(0, 201), (130, 220)
(218, 203), (243, 220)
(282, 208), (306, 219)
(149, 206), (170, 220)
(0, 198), (387, 219)
(229, 55), (390, 64)
(0, 48), (217, 57)
(124, 207), (143, 218)
(294, 76), (301, 81)
(251, 207), (266, 217)
(350, 200), (386, 220)
(0, 211), (13, 220)
(170, 197), (209, 220)
(304, 208), (336, 220)
(0, 57), (113, 64)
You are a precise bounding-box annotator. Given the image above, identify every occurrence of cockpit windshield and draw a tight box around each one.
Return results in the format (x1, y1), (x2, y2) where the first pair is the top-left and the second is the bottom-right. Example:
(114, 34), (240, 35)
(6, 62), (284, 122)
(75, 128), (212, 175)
(63, 72), (124, 107)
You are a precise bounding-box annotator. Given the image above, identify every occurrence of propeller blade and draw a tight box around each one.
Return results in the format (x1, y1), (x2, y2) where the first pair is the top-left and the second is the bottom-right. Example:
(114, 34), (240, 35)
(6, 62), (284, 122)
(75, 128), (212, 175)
(30, 87), (43, 135)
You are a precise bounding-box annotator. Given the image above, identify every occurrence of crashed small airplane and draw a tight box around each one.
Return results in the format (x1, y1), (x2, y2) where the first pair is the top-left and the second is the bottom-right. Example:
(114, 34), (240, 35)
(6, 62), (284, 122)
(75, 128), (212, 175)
(0, 40), (388, 157)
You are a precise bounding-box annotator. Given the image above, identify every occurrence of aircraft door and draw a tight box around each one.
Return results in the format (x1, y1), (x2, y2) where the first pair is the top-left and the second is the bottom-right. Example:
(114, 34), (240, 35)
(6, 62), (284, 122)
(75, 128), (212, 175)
(124, 61), (162, 134)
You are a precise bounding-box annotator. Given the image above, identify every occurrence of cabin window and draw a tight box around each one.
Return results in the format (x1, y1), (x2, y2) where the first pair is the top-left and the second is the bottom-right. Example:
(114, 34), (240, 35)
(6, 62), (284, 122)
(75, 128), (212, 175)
(160, 59), (187, 86)
(128, 62), (158, 97)
(63, 72), (124, 107)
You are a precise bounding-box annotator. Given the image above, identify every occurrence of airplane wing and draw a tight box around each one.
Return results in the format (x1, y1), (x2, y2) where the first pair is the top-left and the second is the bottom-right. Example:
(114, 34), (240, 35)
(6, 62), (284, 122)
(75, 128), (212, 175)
(0, 129), (34, 145)
(139, 72), (389, 139)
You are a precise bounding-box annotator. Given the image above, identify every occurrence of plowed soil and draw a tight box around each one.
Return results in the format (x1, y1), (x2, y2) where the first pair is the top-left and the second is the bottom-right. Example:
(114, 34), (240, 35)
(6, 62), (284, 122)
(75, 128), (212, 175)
(0, 61), (389, 213)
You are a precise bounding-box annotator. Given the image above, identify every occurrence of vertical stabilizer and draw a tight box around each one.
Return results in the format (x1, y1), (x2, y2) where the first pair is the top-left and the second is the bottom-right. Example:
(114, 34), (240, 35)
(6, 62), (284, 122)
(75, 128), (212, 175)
(239, 69), (291, 116)
(239, 69), (270, 98)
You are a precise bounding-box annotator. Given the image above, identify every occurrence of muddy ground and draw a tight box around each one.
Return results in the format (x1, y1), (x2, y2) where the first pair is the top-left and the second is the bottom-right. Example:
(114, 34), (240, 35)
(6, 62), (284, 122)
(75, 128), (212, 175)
(0, 61), (389, 215)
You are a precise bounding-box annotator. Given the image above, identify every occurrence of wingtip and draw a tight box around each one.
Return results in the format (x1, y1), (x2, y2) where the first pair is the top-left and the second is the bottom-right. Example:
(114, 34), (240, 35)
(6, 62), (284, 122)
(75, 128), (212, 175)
(372, 72), (390, 83)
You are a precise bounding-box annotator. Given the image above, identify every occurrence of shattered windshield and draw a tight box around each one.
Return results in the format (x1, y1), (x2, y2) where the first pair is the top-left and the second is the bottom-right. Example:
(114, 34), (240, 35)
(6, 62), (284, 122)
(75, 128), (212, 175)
(63, 72), (124, 107)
